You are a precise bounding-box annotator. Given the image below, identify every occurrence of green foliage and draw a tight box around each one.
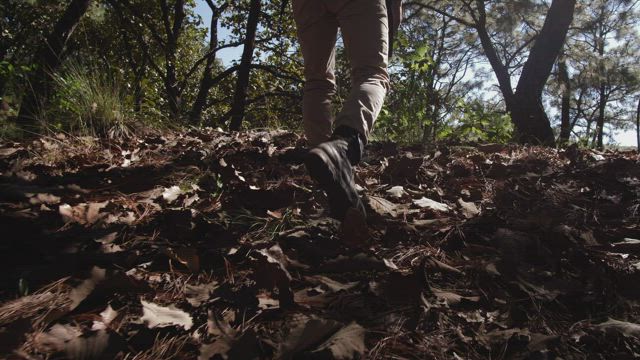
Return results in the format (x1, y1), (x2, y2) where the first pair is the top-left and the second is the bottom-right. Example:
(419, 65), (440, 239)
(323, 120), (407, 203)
(448, 100), (513, 143)
(51, 62), (132, 138)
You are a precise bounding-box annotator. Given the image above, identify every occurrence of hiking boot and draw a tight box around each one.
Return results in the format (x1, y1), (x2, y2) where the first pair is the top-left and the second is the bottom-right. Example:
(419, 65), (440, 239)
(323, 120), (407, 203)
(305, 126), (366, 220)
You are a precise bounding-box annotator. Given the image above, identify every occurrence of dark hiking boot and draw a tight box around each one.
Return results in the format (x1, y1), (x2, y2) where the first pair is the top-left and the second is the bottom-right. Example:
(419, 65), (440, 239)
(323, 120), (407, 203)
(305, 126), (366, 221)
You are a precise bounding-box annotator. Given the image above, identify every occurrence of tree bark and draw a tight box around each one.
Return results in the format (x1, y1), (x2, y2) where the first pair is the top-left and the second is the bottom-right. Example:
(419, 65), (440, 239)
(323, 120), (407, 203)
(159, 0), (186, 118)
(511, 0), (576, 145)
(636, 97), (640, 150)
(558, 58), (572, 144)
(17, 0), (93, 133)
(189, 0), (224, 124)
(595, 24), (607, 150)
(474, 2), (515, 107)
(596, 84), (606, 149)
(228, 0), (261, 131)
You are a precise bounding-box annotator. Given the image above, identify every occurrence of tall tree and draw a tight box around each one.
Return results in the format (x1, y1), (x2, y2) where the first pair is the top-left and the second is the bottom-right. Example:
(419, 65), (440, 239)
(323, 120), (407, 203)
(414, 0), (576, 145)
(17, 0), (93, 133)
(189, 0), (228, 124)
(557, 56), (572, 143)
(228, 0), (261, 131)
(549, 0), (640, 147)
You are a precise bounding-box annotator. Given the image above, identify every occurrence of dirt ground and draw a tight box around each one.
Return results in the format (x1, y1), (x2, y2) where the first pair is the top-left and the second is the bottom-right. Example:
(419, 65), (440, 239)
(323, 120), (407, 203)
(1, 129), (639, 359)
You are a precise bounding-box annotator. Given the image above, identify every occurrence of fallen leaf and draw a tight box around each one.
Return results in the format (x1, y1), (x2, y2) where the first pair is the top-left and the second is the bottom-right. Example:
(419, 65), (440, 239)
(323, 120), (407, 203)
(367, 196), (400, 218)
(59, 202), (110, 226)
(207, 310), (236, 337)
(457, 198), (480, 218)
(386, 186), (408, 199)
(140, 300), (193, 330)
(162, 186), (182, 203)
(199, 330), (262, 360)
(36, 324), (124, 359)
(92, 305), (119, 331)
(278, 318), (342, 359)
(311, 322), (366, 360)
(432, 288), (480, 306)
(413, 197), (451, 212)
(476, 328), (530, 348)
(29, 193), (61, 205)
(320, 253), (388, 273)
(305, 275), (358, 293)
(185, 282), (219, 307)
(69, 267), (107, 310)
(593, 319), (640, 338)
(251, 245), (294, 308)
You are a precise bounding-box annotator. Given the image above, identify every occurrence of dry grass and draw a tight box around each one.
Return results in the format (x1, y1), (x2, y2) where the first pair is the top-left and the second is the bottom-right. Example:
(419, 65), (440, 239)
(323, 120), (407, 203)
(124, 334), (191, 360)
(0, 277), (71, 327)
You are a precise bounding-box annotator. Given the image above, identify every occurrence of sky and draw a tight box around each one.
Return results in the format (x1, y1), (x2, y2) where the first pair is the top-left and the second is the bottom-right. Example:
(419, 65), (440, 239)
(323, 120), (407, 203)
(195, 1), (242, 66)
(194, 1), (638, 147)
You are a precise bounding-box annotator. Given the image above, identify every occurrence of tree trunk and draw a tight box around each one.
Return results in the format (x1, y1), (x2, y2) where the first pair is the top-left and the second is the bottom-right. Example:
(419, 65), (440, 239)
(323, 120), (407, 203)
(17, 0), (93, 133)
(133, 66), (145, 113)
(228, 0), (261, 131)
(594, 25), (607, 150)
(558, 58), (572, 144)
(596, 84), (606, 149)
(636, 97), (640, 150)
(159, 0), (186, 119)
(474, 3), (515, 108)
(189, 0), (223, 124)
(511, 0), (576, 145)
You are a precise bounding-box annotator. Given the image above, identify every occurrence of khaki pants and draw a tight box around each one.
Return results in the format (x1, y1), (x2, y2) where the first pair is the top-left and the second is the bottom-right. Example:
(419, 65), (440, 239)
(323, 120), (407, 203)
(293, 0), (390, 146)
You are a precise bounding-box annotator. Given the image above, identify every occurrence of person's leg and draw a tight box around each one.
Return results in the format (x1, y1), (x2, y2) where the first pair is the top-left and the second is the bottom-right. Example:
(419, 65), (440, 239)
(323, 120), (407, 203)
(334, 0), (390, 142)
(292, 0), (339, 146)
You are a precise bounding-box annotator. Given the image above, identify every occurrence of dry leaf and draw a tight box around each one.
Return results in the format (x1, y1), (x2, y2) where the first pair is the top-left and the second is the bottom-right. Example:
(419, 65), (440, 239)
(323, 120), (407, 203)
(140, 300), (193, 330)
(457, 198), (480, 218)
(278, 318), (342, 359)
(594, 319), (640, 338)
(311, 322), (366, 360)
(413, 197), (451, 212)
(386, 186), (407, 199)
(185, 282), (218, 307)
(367, 196), (400, 218)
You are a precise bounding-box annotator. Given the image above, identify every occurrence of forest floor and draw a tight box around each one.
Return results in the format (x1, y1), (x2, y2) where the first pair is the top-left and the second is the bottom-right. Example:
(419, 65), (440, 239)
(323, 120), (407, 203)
(0, 129), (640, 360)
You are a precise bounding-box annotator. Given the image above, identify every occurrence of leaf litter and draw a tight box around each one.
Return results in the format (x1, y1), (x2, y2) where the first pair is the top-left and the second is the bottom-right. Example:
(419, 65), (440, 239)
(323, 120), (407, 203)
(1, 130), (640, 358)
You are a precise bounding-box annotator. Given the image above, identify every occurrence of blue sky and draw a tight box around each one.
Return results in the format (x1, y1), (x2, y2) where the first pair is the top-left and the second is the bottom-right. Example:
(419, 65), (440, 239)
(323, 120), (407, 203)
(195, 1), (242, 66)
(194, 1), (637, 147)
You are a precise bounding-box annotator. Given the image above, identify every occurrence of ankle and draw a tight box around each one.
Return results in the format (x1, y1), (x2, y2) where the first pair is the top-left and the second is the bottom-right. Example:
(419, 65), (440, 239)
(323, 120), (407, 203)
(332, 126), (365, 165)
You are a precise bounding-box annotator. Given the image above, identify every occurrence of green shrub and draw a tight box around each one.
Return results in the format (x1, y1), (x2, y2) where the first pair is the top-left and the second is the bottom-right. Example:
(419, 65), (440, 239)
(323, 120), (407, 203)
(52, 62), (132, 138)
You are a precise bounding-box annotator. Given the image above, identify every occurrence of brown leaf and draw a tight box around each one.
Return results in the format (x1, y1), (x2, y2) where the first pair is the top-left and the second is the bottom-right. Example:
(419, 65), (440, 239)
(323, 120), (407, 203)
(199, 330), (263, 360)
(140, 300), (193, 330)
(457, 198), (480, 219)
(311, 322), (366, 360)
(278, 318), (343, 359)
(59, 202), (110, 226)
(207, 310), (236, 337)
(29, 193), (61, 205)
(386, 186), (408, 199)
(162, 186), (182, 203)
(320, 253), (389, 273)
(185, 282), (218, 307)
(367, 196), (400, 218)
(593, 319), (640, 338)
(35, 325), (124, 359)
(251, 245), (294, 308)
(413, 197), (451, 212)
(432, 288), (480, 306)
(304, 275), (358, 293)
